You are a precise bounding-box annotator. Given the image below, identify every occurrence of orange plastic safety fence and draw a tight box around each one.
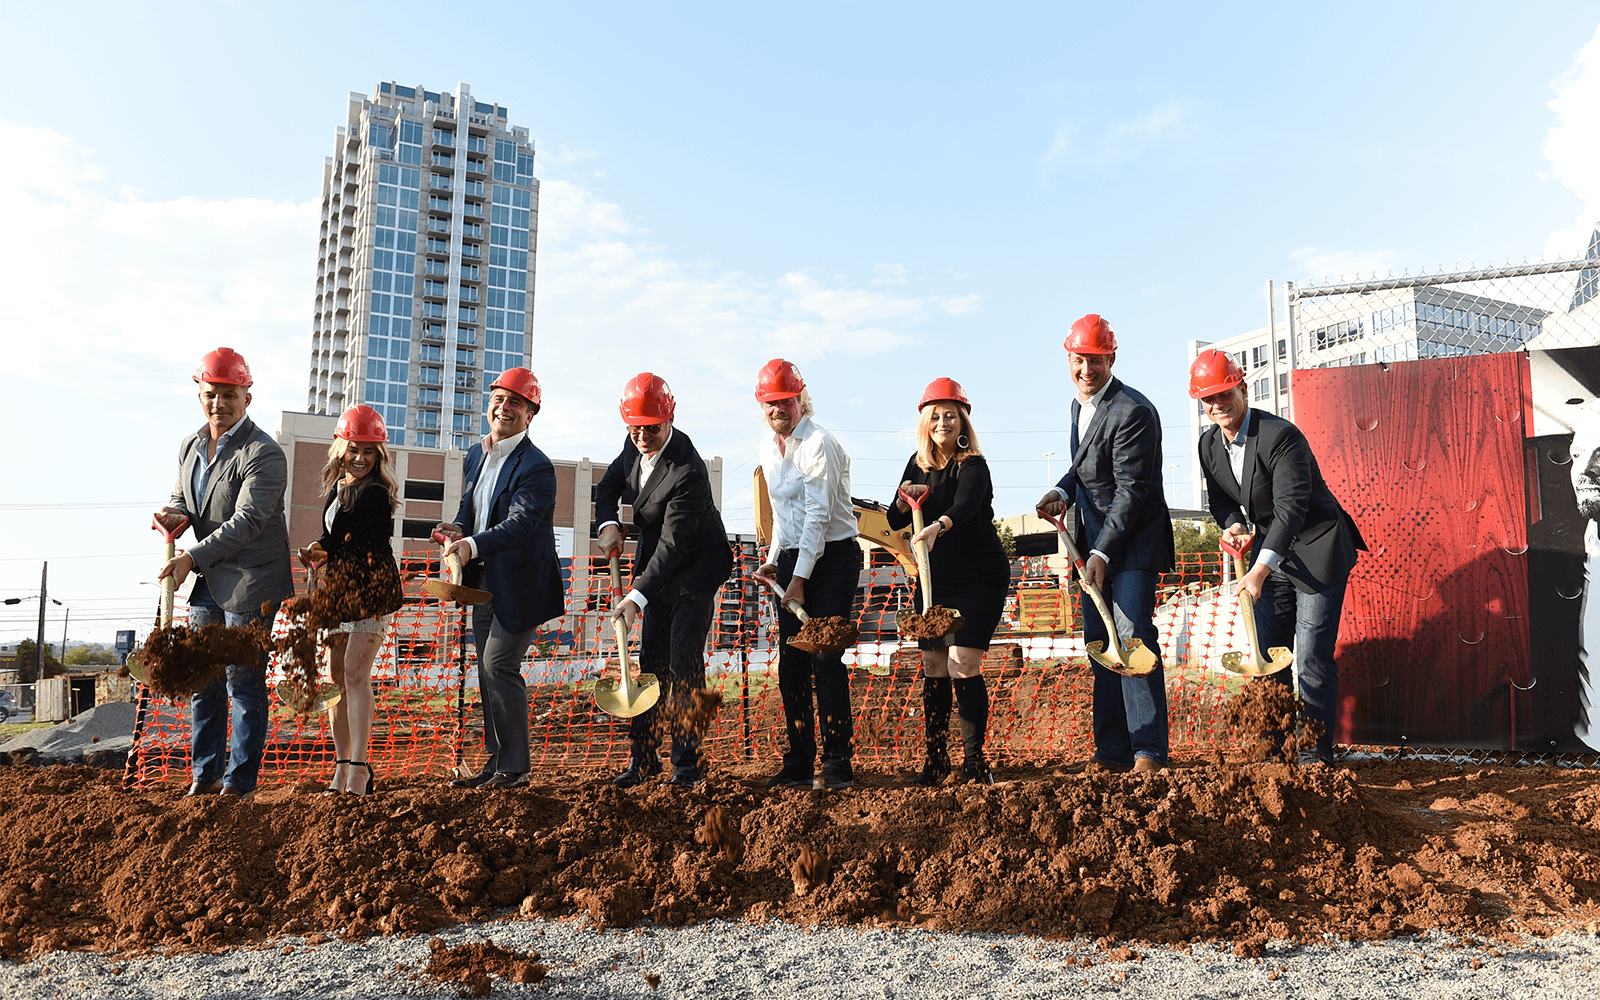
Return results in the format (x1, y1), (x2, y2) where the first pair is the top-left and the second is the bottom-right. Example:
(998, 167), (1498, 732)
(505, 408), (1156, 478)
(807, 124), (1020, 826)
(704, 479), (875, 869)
(127, 547), (1265, 785)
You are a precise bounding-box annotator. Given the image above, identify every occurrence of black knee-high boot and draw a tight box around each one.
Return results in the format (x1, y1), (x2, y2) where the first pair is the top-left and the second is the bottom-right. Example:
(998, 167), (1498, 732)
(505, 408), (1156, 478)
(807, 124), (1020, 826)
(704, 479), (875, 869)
(914, 675), (952, 786)
(953, 675), (993, 784)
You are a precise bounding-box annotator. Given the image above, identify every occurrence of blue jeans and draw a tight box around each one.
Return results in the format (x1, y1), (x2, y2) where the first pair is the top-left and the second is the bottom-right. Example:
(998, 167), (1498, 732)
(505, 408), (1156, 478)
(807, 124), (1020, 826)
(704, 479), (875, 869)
(1080, 568), (1169, 764)
(188, 577), (278, 793)
(1254, 567), (1347, 764)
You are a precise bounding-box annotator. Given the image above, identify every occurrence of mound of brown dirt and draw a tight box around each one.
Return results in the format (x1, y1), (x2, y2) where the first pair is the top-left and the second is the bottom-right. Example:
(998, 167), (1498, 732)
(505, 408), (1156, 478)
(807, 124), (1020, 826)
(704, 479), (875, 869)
(0, 752), (1595, 961)
(897, 605), (961, 641)
(791, 616), (859, 650)
(418, 936), (545, 996)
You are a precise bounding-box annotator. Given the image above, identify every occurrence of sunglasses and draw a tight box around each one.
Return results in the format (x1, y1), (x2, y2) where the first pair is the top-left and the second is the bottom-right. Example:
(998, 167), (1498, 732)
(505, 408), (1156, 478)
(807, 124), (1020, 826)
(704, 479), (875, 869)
(634, 423), (664, 434)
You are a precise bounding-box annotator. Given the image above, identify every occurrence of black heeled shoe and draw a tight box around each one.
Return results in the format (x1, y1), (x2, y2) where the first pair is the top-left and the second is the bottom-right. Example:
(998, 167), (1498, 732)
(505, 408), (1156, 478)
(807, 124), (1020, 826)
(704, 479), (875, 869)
(347, 761), (376, 796)
(323, 759), (350, 795)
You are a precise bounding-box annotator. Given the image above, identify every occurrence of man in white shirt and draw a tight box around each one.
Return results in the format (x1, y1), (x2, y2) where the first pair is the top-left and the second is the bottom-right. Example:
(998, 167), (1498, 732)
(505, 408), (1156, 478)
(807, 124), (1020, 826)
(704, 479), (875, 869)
(437, 368), (565, 790)
(752, 359), (862, 790)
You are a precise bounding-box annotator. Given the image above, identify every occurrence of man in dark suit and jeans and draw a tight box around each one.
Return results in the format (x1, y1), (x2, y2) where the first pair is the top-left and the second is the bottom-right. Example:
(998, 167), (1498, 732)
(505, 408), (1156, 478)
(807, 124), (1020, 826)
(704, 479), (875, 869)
(156, 347), (293, 800)
(595, 374), (733, 788)
(1191, 349), (1365, 764)
(438, 367), (565, 790)
(1037, 315), (1175, 773)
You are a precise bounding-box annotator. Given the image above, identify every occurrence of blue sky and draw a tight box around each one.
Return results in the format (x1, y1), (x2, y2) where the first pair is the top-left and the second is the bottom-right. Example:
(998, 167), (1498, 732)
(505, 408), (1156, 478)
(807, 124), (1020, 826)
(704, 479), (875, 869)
(4, 2), (1600, 643)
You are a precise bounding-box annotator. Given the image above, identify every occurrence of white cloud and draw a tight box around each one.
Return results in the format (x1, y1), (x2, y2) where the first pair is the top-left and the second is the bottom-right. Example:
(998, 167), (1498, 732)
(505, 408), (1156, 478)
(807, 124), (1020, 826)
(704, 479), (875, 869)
(1038, 102), (1188, 183)
(1544, 24), (1600, 259)
(871, 263), (909, 285)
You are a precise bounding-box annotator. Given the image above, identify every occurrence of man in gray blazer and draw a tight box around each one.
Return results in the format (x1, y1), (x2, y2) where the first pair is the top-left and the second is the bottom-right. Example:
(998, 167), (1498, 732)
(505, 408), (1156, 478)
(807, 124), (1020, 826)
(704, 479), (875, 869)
(1037, 315), (1175, 773)
(156, 347), (293, 799)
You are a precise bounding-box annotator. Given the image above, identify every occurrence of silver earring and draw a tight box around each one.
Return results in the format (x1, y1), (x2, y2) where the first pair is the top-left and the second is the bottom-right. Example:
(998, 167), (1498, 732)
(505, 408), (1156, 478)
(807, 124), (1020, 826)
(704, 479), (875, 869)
(957, 434), (969, 450)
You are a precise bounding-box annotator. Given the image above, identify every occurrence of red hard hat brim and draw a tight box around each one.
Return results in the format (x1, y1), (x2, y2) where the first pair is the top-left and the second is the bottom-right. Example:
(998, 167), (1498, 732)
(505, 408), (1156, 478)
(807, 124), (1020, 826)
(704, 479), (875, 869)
(755, 389), (801, 402)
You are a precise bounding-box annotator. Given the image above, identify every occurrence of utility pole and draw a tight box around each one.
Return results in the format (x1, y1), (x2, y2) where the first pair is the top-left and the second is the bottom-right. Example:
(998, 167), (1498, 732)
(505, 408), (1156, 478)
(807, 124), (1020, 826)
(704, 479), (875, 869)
(36, 562), (47, 678)
(60, 607), (69, 668)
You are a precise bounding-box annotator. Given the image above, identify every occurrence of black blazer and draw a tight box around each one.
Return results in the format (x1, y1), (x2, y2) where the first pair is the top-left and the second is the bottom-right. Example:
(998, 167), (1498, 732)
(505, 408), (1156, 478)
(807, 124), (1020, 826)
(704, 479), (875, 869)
(1054, 378), (1176, 574)
(315, 481), (404, 620)
(593, 429), (733, 603)
(1199, 408), (1366, 594)
(454, 436), (566, 634)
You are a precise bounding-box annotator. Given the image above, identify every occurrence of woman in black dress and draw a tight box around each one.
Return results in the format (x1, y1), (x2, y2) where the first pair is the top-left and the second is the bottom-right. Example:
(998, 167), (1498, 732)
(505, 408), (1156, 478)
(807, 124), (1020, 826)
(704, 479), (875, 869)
(886, 378), (1011, 785)
(298, 405), (403, 795)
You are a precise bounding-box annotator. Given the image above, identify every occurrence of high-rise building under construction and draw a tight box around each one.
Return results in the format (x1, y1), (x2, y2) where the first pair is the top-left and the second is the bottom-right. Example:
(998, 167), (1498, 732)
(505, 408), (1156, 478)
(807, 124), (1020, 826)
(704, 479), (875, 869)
(306, 82), (536, 449)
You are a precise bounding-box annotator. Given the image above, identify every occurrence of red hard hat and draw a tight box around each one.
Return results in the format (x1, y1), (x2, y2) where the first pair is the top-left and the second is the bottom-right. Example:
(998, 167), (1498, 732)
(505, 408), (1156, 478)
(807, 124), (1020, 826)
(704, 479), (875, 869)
(194, 347), (253, 387)
(334, 404), (388, 442)
(918, 377), (971, 412)
(489, 367), (542, 413)
(1188, 348), (1246, 399)
(1063, 314), (1117, 355)
(754, 359), (805, 401)
(619, 373), (676, 425)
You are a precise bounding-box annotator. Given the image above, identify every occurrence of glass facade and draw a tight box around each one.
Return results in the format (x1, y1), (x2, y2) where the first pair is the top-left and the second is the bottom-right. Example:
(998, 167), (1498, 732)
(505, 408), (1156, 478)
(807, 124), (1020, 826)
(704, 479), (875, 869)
(308, 82), (537, 450)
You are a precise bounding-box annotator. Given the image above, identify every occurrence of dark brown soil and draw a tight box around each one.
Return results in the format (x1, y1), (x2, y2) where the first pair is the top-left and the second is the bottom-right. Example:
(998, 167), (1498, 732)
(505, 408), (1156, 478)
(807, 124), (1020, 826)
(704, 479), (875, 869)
(897, 605), (961, 641)
(418, 936), (546, 996)
(128, 622), (266, 699)
(1222, 678), (1322, 762)
(791, 616), (859, 651)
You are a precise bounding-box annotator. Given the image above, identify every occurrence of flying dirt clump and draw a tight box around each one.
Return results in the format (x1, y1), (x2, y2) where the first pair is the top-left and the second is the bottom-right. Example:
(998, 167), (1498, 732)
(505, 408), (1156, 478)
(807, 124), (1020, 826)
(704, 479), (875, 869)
(695, 805), (745, 864)
(1220, 677), (1322, 761)
(131, 622), (267, 699)
(791, 845), (832, 896)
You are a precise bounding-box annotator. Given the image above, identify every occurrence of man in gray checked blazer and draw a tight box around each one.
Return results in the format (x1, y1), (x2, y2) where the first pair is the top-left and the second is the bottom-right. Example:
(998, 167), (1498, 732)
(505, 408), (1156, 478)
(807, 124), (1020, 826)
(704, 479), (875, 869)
(156, 347), (293, 800)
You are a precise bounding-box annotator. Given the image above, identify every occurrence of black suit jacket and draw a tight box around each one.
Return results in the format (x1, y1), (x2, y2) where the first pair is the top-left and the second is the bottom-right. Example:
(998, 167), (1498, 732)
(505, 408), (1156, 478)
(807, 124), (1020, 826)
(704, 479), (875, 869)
(454, 436), (566, 634)
(1054, 378), (1176, 573)
(593, 429), (733, 603)
(316, 482), (404, 620)
(1199, 407), (1366, 594)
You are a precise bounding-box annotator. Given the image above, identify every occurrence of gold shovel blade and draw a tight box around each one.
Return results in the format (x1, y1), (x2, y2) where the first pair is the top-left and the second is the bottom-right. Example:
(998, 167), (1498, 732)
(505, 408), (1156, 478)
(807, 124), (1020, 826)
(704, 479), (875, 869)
(275, 680), (343, 715)
(1086, 640), (1158, 677)
(594, 672), (662, 718)
(124, 654), (189, 706)
(421, 579), (494, 606)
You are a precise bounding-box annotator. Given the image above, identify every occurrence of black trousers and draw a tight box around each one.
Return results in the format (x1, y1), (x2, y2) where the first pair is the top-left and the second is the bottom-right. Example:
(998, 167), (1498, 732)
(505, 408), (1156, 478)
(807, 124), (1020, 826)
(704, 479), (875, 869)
(774, 540), (862, 769)
(630, 586), (720, 771)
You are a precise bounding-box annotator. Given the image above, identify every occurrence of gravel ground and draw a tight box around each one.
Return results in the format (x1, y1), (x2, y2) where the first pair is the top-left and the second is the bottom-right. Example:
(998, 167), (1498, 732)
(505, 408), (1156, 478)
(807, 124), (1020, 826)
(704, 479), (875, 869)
(1, 919), (1596, 999)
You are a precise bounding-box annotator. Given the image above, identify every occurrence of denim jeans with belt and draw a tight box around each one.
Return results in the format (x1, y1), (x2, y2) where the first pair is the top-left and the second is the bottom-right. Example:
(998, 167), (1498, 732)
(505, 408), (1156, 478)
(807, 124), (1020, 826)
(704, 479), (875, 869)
(188, 577), (279, 793)
(1079, 567), (1169, 765)
(1253, 567), (1348, 765)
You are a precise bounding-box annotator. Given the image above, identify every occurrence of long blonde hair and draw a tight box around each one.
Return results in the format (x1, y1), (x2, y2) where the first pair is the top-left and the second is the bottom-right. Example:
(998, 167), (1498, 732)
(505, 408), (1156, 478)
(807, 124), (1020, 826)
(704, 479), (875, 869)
(320, 439), (400, 514)
(915, 403), (983, 472)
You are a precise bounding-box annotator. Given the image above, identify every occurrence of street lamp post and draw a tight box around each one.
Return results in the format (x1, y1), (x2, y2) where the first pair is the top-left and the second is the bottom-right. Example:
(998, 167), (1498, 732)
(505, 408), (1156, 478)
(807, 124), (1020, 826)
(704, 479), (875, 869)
(1044, 450), (1055, 483)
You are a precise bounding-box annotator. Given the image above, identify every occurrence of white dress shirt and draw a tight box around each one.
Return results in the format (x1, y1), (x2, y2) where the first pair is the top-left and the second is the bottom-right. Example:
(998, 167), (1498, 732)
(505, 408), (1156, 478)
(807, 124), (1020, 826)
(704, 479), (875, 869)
(759, 414), (856, 580)
(1220, 409), (1282, 572)
(597, 431), (675, 611)
(465, 429), (528, 559)
(1050, 380), (1115, 565)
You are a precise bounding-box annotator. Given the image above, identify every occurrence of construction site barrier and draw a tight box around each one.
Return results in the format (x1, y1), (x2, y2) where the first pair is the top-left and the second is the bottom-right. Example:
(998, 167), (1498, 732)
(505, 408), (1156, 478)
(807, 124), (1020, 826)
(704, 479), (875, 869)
(123, 547), (1267, 786)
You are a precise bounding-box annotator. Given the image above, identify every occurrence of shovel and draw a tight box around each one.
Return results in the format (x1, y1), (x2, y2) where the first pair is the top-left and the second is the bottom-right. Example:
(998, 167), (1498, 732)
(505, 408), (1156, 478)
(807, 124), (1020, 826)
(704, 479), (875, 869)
(1040, 511), (1157, 677)
(593, 551), (662, 718)
(1219, 535), (1294, 677)
(754, 573), (857, 654)
(893, 484), (964, 641)
(422, 530), (494, 605)
(127, 513), (190, 701)
(275, 557), (343, 715)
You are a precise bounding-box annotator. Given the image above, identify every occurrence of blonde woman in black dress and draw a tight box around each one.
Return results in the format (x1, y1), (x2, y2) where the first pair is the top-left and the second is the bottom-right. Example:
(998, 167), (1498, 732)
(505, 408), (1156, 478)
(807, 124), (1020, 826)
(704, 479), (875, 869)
(298, 405), (403, 795)
(886, 378), (1011, 785)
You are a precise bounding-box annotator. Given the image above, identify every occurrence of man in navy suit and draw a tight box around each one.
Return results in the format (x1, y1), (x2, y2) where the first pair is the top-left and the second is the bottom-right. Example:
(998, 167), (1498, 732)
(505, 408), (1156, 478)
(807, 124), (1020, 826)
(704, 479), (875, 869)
(1191, 349), (1365, 764)
(437, 368), (565, 790)
(156, 347), (294, 800)
(595, 374), (733, 788)
(1037, 314), (1175, 773)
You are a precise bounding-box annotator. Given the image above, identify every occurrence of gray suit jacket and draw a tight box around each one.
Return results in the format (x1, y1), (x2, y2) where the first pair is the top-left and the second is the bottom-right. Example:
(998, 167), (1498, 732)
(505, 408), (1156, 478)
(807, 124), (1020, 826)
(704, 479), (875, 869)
(169, 416), (293, 613)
